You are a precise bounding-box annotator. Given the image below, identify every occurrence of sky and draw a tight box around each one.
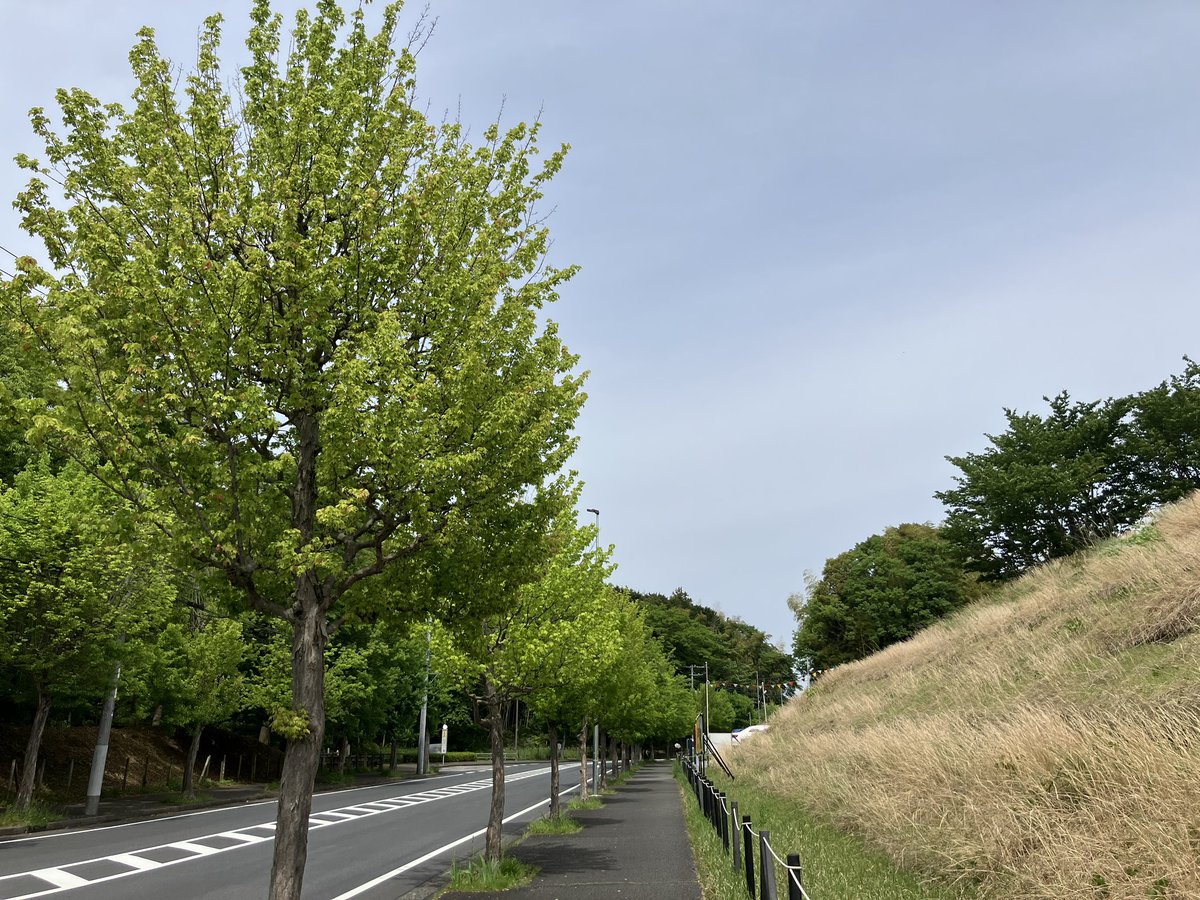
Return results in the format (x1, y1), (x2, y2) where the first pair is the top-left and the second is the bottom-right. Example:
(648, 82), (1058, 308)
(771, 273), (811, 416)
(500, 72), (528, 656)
(2, 1), (1199, 648)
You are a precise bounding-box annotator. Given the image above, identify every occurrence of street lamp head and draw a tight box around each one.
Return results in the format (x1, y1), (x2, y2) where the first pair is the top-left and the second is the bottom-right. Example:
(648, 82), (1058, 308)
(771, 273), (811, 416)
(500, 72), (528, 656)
(586, 508), (599, 515)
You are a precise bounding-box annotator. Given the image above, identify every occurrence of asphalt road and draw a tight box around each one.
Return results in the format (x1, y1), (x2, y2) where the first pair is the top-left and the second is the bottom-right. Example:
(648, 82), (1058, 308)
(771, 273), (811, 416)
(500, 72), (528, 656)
(0, 763), (576, 900)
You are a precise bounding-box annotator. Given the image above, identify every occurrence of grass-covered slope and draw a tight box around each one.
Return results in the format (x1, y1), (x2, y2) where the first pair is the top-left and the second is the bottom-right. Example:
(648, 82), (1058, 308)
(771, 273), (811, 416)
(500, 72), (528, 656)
(734, 494), (1200, 899)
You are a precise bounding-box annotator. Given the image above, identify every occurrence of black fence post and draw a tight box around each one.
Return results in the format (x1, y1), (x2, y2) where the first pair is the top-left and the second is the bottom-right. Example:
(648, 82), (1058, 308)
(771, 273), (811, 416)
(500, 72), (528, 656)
(731, 801), (742, 872)
(759, 830), (778, 900)
(742, 816), (756, 898)
(719, 792), (729, 853)
(786, 853), (804, 900)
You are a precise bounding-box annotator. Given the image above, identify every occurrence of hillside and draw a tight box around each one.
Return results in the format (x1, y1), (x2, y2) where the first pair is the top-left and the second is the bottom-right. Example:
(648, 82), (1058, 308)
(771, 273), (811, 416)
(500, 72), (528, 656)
(733, 494), (1200, 899)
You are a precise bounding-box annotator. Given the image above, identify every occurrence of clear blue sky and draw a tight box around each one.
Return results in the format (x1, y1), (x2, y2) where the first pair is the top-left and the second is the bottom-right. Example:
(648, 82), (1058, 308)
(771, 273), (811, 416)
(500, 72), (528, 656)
(3, 1), (1199, 647)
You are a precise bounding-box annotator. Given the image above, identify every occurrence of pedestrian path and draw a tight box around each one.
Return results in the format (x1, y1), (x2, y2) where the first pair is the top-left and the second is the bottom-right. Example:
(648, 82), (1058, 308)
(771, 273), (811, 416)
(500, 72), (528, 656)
(440, 760), (702, 900)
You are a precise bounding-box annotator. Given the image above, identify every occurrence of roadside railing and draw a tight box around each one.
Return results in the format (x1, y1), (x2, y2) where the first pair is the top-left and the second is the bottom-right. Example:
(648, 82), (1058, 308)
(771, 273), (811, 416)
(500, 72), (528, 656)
(682, 755), (810, 900)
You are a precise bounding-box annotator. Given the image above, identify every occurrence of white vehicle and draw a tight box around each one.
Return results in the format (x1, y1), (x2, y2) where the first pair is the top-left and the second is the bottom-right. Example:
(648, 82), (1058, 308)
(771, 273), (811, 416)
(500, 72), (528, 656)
(731, 724), (769, 744)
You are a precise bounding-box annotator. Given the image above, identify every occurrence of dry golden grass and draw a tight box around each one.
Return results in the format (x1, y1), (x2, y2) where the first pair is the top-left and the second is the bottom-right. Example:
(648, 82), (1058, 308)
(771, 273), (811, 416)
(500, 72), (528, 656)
(735, 493), (1200, 899)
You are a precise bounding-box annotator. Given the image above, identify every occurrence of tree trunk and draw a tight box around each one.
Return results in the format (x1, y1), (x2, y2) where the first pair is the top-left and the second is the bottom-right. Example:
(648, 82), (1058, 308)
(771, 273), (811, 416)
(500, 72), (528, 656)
(16, 684), (52, 810)
(548, 723), (561, 820)
(577, 716), (589, 801)
(183, 724), (203, 799)
(484, 682), (508, 863)
(609, 736), (618, 779)
(598, 729), (608, 790)
(338, 737), (350, 776)
(268, 599), (328, 900)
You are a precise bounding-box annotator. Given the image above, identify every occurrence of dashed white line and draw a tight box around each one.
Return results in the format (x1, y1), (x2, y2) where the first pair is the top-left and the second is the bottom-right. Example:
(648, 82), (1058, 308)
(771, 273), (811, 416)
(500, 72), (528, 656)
(108, 853), (159, 871)
(0, 767), (553, 900)
(29, 869), (88, 890)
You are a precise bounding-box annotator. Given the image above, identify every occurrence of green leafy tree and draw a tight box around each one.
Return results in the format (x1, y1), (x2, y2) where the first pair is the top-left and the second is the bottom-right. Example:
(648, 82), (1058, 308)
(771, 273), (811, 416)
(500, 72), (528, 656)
(725, 689), (755, 730)
(595, 598), (691, 768)
(629, 587), (795, 686)
(0, 459), (173, 809)
(790, 523), (979, 673)
(159, 616), (248, 798)
(438, 510), (613, 858)
(694, 686), (736, 732)
(323, 621), (422, 772)
(2, 3), (582, 895)
(0, 324), (53, 484)
(1125, 358), (1200, 506)
(936, 393), (1138, 580)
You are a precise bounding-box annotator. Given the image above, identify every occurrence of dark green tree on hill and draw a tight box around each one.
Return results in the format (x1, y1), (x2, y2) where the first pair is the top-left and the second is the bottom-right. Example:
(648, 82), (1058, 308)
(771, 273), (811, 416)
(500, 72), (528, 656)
(937, 392), (1139, 580)
(937, 361), (1200, 582)
(790, 523), (979, 673)
(1124, 358), (1200, 505)
(625, 587), (795, 688)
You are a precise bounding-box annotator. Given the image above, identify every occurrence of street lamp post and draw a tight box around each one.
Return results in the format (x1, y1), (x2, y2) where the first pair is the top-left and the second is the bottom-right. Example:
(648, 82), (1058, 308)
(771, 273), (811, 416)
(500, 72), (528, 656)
(586, 508), (599, 552)
(586, 507), (599, 790)
(685, 663), (710, 727)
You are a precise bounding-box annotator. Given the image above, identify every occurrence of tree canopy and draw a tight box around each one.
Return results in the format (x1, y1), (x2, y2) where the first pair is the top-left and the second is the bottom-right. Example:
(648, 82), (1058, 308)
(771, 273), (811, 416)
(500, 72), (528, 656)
(626, 587), (795, 686)
(937, 360), (1200, 581)
(790, 523), (979, 673)
(2, 2), (584, 895)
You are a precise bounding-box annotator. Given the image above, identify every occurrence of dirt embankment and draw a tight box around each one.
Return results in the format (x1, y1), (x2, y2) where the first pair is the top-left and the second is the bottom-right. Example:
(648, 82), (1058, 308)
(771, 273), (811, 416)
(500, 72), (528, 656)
(1, 725), (283, 798)
(736, 493), (1200, 900)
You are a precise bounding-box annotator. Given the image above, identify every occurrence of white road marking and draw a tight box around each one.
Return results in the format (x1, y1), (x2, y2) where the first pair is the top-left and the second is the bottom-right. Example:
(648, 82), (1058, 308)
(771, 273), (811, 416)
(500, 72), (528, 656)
(331, 780), (584, 900)
(0, 766), (497, 846)
(167, 840), (221, 856)
(29, 869), (88, 889)
(219, 831), (269, 844)
(0, 767), (553, 900)
(108, 853), (159, 870)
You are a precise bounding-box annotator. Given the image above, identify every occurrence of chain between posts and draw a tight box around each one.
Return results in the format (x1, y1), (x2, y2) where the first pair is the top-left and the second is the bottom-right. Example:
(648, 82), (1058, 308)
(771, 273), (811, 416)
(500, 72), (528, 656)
(681, 755), (811, 900)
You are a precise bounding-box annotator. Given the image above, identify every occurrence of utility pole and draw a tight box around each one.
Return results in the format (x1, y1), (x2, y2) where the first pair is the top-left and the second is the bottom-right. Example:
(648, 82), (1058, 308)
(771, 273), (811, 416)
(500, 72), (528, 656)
(86, 660), (121, 816)
(417, 619), (431, 775)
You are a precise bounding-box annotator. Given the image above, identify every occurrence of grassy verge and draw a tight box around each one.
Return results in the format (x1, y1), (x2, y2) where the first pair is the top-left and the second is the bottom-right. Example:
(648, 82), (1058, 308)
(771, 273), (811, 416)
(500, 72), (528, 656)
(443, 856), (537, 892)
(527, 813), (582, 835)
(677, 769), (752, 900)
(159, 790), (214, 805)
(568, 795), (602, 811)
(675, 763), (966, 900)
(0, 801), (63, 828)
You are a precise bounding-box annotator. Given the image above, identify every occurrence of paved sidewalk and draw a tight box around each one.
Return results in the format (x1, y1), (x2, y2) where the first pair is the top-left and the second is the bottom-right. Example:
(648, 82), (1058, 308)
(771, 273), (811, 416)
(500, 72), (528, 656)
(440, 760), (702, 900)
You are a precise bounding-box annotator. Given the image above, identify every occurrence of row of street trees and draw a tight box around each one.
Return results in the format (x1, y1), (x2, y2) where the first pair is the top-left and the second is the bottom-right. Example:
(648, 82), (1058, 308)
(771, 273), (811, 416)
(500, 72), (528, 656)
(0, 2), (693, 897)
(792, 358), (1200, 674)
